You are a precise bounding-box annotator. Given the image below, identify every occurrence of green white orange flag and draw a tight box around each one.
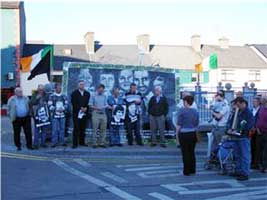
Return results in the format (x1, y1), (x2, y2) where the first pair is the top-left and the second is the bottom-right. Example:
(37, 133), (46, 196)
(202, 54), (218, 71)
(20, 46), (51, 72)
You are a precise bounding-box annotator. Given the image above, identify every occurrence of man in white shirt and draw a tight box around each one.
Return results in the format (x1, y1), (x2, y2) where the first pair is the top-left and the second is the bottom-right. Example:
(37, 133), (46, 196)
(210, 90), (230, 152)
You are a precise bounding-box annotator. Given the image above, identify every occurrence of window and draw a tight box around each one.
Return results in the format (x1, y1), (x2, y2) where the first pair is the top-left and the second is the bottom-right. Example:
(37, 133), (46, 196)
(221, 70), (235, 81)
(248, 70), (261, 81)
(63, 49), (72, 55)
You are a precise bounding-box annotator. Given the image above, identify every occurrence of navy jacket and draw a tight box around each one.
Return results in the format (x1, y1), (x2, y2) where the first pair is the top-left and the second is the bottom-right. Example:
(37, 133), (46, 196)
(227, 107), (254, 137)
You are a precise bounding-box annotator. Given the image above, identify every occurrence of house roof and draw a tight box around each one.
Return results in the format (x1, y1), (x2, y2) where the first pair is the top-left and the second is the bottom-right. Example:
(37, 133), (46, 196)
(201, 45), (267, 69)
(25, 43), (267, 71)
(251, 44), (267, 58)
(53, 44), (202, 71)
(0, 1), (22, 9)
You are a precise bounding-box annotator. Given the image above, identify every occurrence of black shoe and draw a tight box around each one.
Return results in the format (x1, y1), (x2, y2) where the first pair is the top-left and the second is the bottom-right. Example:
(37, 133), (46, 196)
(137, 143), (144, 146)
(92, 145), (98, 148)
(160, 144), (167, 148)
(109, 144), (114, 147)
(27, 147), (34, 150)
(251, 165), (259, 170)
(62, 143), (67, 147)
(150, 143), (157, 147)
(80, 144), (88, 147)
(260, 168), (266, 173)
(229, 173), (241, 177)
(72, 145), (77, 149)
(99, 144), (107, 148)
(236, 175), (249, 181)
(177, 145), (180, 148)
(117, 144), (123, 147)
(17, 147), (22, 151)
(128, 143), (133, 146)
(183, 173), (190, 176)
(33, 145), (39, 150)
(51, 144), (57, 148)
(41, 144), (48, 148)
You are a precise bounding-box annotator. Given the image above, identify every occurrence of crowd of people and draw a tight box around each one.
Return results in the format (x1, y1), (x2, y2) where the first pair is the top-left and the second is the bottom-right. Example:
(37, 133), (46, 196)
(7, 80), (169, 150)
(6, 81), (267, 181)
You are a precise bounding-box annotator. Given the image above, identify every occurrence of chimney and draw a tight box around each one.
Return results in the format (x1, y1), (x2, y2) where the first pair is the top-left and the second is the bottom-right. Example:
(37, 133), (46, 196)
(84, 32), (95, 54)
(137, 34), (150, 53)
(191, 34), (201, 52)
(219, 37), (229, 49)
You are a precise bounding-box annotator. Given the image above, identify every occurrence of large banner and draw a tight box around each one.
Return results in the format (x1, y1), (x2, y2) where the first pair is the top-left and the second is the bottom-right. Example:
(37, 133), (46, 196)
(63, 62), (177, 130)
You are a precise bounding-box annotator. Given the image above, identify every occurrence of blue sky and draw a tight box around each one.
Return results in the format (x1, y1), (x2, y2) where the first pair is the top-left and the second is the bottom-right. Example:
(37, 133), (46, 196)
(24, 0), (267, 45)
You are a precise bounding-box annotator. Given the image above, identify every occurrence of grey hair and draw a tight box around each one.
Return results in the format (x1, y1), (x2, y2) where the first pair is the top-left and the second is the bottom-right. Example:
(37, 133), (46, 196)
(154, 86), (162, 92)
(14, 87), (22, 94)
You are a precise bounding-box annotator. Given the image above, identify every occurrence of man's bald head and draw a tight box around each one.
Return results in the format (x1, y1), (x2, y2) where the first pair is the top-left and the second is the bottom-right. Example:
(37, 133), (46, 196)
(14, 87), (23, 97)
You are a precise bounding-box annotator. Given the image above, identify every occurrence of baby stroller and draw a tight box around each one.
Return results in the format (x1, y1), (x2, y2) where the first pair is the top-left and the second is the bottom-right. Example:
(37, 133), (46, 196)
(204, 135), (236, 175)
(217, 138), (236, 175)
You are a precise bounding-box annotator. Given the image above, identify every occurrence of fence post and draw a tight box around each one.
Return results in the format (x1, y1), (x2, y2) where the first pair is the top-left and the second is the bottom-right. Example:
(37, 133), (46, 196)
(217, 82), (224, 92)
(195, 82), (202, 105)
(224, 83), (234, 104)
(243, 82), (257, 109)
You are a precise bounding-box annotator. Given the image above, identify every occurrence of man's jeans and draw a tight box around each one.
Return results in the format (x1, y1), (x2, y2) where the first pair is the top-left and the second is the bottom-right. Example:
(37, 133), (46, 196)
(52, 117), (66, 145)
(234, 137), (251, 176)
(109, 125), (121, 145)
(34, 125), (48, 146)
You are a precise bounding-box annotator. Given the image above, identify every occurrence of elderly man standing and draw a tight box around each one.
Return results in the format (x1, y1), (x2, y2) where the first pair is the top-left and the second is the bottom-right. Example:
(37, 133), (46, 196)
(90, 84), (112, 148)
(71, 80), (90, 148)
(7, 87), (33, 150)
(148, 86), (169, 147)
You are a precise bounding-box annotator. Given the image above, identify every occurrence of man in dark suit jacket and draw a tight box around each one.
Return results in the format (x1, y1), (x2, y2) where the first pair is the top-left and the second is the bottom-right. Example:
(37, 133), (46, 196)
(148, 86), (169, 147)
(71, 80), (90, 148)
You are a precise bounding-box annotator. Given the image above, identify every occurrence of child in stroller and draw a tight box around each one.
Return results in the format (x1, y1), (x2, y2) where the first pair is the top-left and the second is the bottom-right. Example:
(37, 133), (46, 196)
(204, 136), (236, 175)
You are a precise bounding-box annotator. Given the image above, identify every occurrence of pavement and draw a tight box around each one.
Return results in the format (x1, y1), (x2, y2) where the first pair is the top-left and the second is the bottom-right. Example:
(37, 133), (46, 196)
(1, 116), (267, 200)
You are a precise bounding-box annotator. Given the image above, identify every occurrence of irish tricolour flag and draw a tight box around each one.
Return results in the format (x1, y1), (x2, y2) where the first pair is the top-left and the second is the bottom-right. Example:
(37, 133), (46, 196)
(20, 46), (52, 80)
(195, 54), (218, 73)
(202, 54), (218, 71)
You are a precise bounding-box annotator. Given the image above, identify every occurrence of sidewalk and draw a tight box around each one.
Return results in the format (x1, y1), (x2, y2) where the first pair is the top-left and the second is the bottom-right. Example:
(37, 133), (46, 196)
(1, 116), (208, 160)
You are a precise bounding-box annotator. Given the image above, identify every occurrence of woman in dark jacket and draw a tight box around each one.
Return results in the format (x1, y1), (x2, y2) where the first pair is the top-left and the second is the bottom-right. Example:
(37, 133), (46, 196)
(176, 95), (199, 176)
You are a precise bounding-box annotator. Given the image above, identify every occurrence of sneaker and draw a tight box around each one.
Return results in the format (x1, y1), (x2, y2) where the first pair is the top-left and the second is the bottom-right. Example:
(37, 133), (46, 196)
(51, 144), (57, 148)
(236, 175), (249, 181)
(150, 143), (157, 147)
(17, 147), (22, 151)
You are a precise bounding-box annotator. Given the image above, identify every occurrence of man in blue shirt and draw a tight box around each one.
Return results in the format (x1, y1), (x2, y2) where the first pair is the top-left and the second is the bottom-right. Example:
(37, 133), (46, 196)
(227, 97), (254, 181)
(7, 87), (33, 150)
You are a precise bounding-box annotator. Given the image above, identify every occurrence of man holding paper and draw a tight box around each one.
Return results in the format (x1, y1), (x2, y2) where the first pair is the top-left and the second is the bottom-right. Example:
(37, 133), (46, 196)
(71, 80), (90, 148)
(227, 97), (254, 181)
